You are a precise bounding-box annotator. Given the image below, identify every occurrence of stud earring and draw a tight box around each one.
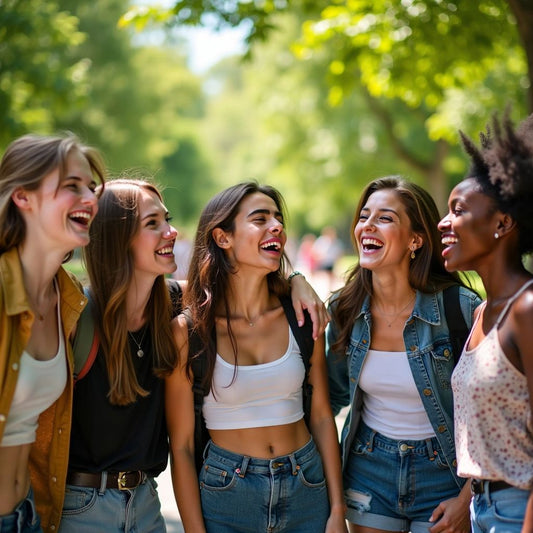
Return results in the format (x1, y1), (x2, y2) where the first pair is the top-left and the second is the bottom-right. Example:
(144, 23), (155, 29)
(494, 232), (499, 240)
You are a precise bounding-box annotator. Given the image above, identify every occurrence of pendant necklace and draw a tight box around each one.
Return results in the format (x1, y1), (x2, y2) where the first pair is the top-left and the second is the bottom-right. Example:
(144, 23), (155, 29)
(374, 293), (416, 327)
(129, 326), (148, 358)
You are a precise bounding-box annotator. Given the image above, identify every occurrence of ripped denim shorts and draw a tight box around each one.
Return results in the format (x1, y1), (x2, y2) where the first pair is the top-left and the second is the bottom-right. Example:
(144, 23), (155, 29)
(344, 420), (461, 533)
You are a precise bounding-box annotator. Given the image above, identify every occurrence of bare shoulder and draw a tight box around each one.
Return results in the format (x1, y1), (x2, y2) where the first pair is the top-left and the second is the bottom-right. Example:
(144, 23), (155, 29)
(512, 284), (533, 321)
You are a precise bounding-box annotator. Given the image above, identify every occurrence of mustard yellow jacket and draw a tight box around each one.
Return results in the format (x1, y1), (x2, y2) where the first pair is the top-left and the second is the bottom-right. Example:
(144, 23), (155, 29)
(0, 247), (86, 533)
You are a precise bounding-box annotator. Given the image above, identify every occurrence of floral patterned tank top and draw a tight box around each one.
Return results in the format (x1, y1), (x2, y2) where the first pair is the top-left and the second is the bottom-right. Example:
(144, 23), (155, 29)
(451, 279), (533, 489)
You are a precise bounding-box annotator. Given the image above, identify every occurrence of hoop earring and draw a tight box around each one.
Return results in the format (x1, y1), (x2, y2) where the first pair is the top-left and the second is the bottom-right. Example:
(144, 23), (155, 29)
(494, 232), (499, 239)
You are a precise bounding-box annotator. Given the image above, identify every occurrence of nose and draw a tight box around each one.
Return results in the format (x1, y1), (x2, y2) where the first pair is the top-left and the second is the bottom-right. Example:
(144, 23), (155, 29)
(438, 213), (450, 231)
(81, 186), (98, 207)
(270, 218), (283, 235)
(164, 224), (178, 239)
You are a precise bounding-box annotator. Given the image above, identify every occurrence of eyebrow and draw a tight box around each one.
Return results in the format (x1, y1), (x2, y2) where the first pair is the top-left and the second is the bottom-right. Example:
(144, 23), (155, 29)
(141, 209), (168, 221)
(247, 208), (283, 219)
(360, 207), (399, 216)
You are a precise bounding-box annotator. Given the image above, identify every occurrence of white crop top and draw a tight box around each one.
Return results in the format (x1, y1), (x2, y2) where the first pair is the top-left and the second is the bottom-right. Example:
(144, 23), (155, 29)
(359, 349), (434, 439)
(202, 328), (305, 430)
(1, 292), (67, 447)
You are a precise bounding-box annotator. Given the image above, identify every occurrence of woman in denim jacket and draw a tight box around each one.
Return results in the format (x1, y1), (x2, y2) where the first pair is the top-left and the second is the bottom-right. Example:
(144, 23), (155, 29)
(326, 177), (481, 533)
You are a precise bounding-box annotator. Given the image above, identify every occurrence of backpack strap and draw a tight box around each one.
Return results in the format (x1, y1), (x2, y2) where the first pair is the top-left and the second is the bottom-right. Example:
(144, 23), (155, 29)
(278, 295), (314, 427)
(442, 285), (469, 366)
(73, 288), (99, 382)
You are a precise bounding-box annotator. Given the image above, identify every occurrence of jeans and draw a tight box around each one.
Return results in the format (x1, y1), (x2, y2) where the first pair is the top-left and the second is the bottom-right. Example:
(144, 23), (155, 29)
(471, 484), (528, 533)
(59, 475), (165, 533)
(344, 421), (461, 533)
(0, 487), (42, 533)
(199, 438), (330, 532)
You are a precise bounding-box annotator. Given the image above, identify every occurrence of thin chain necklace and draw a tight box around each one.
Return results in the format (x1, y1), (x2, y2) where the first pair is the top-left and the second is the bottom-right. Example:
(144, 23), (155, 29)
(374, 293), (416, 327)
(128, 326), (148, 358)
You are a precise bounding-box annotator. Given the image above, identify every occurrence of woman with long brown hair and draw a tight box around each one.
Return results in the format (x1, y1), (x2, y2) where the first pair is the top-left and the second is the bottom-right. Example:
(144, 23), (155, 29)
(327, 176), (481, 533)
(0, 133), (105, 533)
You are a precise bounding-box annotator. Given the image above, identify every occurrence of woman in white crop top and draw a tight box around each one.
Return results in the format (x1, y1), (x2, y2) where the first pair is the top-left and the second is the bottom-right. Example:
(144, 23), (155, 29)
(439, 110), (533, 533)
(0, 134), (105, 533)
(166, 182), (347, 532)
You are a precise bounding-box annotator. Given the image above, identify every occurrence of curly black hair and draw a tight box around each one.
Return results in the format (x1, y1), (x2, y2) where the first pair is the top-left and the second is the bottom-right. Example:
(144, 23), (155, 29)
(460, 110), (533, 256)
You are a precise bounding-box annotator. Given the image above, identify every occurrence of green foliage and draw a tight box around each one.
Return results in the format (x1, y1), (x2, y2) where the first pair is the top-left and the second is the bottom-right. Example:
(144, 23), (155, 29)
(0, 0), (88, 145)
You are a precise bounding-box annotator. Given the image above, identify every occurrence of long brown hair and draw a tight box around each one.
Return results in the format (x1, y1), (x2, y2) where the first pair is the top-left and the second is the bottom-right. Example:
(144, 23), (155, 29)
(0, 132), (105, 255)
(184, 181), (290, 389)
(331, 176), (464, 354)
(84, 178), (177, 405)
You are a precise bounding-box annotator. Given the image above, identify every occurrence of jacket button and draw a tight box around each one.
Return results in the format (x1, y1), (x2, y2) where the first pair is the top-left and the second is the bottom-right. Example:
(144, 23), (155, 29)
(438, 425), (446, 433)
(410, 346), (417, 351)
(362, 339), (367, 344)
(0, 414), (6, 422)
(443, 349), (451, 357)
(399, 443), (409, 452)
(452, 459), (457, 467)
(52, 476), (57, 483)
(423, 389), (432, 396)
(11, 363), (18, 371)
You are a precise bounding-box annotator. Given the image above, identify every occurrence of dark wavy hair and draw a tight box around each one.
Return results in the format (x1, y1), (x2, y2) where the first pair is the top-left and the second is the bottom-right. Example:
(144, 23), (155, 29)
(184, 181), (290, 389)
(331, 176), (464, 354)
(460, 110), (533, 256)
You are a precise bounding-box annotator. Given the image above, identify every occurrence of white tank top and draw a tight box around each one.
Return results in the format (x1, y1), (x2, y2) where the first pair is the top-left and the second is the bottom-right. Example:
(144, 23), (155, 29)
(360, 349), (434, 439)
(202, 328), (305, 430)
(452, 279), (533, 489)
(1, 290), (67, 447)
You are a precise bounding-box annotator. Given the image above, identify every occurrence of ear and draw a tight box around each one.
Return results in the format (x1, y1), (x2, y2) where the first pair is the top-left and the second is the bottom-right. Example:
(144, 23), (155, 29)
(496, 213), (516, 237)
(410, 233), (424, 252)
(212, 228), (231, 249)
(11, 188), (31, 211)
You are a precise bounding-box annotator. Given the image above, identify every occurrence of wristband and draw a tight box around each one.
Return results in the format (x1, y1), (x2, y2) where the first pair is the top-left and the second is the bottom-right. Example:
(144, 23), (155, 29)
(287, 271), (304, 285)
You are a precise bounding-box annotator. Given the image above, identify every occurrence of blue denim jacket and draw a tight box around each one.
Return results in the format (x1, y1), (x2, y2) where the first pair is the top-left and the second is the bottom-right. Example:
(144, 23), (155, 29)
(326, 286), (481, 487)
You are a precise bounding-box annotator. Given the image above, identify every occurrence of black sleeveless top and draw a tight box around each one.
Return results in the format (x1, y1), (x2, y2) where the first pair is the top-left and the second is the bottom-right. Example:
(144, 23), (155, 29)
(68, 281), (182, 476)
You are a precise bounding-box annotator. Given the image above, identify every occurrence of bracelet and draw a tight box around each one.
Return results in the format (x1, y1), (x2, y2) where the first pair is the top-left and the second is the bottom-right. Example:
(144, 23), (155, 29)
(287, 271), (304, 285)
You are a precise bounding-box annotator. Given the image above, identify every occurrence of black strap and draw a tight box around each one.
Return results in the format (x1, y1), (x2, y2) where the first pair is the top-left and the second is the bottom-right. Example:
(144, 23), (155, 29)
(189, 295), (315, 472)
(442, 285), (469, 366)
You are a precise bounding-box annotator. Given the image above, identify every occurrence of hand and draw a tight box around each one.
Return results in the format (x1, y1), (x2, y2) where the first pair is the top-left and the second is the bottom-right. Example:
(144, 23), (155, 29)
(325, 508), (348, 533)
(429, 494), (470, 533)
(289, 273), (329, 339)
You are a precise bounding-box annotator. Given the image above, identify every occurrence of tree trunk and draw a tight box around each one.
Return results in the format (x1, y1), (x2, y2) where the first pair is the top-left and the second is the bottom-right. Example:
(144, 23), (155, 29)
(507, 0), (533, 112)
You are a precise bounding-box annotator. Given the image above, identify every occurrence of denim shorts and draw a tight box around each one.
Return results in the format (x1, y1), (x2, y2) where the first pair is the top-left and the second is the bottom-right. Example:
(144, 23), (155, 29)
(0, 487), (42, 533)
(344, 420), (461, 533)
(471, 484), (528, 533)
(199, 438), (329, 532)
(59, 475), (165, 533)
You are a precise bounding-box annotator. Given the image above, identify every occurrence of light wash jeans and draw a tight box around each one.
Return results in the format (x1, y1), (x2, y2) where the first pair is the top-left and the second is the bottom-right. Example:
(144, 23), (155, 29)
(0, 487), (42, 533)
(59, 475), (165, 533)
(200, 438), (330, 532)
(471, 485), (528, 533)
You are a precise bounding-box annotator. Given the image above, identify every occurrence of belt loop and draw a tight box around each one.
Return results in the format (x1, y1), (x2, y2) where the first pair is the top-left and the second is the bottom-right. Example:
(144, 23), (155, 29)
(237, 456), (250, 478)
(367, 427), (376, 452)
(289, 453), (299, 475)
(99, 471), (108, 494)
(425, 438), (435, 460)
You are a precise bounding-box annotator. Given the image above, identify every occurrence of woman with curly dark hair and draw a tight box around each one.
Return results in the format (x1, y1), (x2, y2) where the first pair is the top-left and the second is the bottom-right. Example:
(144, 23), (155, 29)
(438, 111), (533, 533)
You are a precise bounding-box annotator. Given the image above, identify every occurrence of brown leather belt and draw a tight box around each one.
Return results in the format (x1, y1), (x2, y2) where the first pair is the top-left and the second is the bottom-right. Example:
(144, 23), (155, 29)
(66, 470), (146, 491)
(471, 478), (514, 495)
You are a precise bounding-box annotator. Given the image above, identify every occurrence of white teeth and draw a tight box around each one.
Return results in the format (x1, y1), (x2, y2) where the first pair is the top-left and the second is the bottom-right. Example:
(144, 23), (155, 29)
(441, 236), (458, 246)
(69, 211), (90, 220)
(361, 238), (383, 247)
(260, 241), (281, 250)
(156, 247), (173, 255)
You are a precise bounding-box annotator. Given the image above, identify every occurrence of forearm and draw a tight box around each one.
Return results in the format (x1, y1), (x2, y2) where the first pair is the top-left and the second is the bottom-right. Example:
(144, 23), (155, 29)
(170, 449), (206, 533)
(310, 416), (346, 512)
(523, 490), (533, 533)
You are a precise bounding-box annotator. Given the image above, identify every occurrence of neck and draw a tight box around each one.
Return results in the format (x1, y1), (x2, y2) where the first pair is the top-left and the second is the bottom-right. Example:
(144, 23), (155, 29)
(224, 272), (272, 324)
(126, 274), (156, 330)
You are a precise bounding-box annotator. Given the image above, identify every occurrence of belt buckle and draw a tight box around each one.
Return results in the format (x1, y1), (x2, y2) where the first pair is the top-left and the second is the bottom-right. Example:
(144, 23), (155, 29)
(117, 471), (138, 490)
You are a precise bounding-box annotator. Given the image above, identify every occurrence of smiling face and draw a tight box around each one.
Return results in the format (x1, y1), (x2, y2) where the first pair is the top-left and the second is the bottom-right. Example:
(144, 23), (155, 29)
(438, 177), (500, 272)
(17, 148), (98, 251)
(354, 188), (421, 274)
(130, 188), (177, 278)
(215, 192), (287, 273)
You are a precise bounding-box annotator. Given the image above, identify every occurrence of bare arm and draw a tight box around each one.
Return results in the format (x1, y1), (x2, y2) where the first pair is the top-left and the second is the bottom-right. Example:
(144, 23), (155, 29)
(166, 315), (206, 533)
(428, 480), (471, 533)
(290, 273), (329, 339)
(308, 334), (348, 533)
